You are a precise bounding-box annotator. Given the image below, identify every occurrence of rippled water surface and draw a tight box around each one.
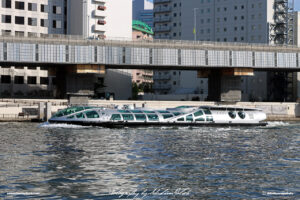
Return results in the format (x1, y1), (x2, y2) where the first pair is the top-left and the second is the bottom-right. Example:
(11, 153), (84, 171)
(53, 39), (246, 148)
(0, 122), (299, 199)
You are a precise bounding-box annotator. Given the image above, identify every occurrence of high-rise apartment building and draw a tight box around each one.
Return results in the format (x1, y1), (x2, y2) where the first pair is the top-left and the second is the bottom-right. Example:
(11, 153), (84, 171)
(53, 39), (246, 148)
(0, 0), (67, 36)
(68, 0), (132, 40)
(153, 0), (279, 101)
(133, 0), (154, 28)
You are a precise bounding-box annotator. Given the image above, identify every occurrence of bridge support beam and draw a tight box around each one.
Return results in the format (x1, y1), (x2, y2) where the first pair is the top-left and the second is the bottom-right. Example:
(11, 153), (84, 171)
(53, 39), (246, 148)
(198, 68), (253, 102)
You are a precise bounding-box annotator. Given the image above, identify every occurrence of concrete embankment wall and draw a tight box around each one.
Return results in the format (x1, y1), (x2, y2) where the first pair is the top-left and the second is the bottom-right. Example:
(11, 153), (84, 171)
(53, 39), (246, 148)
(1, 99), (300, 121)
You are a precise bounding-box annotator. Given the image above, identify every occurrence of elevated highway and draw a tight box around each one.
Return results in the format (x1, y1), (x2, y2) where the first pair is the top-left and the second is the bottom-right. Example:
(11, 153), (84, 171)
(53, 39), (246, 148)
(0, 35), (300, 101)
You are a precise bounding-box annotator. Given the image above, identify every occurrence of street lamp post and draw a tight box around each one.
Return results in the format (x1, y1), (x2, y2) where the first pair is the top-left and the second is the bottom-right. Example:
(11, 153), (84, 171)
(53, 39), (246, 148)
(194, 8), (199, 41)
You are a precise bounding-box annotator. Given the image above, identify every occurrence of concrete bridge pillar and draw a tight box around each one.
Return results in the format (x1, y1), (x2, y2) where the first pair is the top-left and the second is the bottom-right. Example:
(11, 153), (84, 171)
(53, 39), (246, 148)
(199, 68), (253, 102)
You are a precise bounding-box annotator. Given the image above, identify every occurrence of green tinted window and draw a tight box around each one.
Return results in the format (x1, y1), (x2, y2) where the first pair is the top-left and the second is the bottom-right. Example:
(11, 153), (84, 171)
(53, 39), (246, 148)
(158, 110), (170, 113)
(238, 111), (246, 119)
(194, 110), (203, 117)
(110, 114), (121, 120)
(118, 110), (131, 113)
(228, 111), (236, 119)
(147, 114), (159, 121)
(122, 114), (134, 121)
(63, 107), (84, 116)
(195, 117), (205, 121)
(206, 116), (214, 122)
(143, 110), (155, 113)
(131, 110), (143, 113)
(76, 113), (85, 119)
(173, 112), (182, 116)
(135, 114), (146, 121)
(203, 108), (212, 115)
(67, 115), (75, 119)
(163, 114), (174, 119)
(85, 111), (99, 118)
(177, 117), (184, 121)
(186, 114), (193, 122)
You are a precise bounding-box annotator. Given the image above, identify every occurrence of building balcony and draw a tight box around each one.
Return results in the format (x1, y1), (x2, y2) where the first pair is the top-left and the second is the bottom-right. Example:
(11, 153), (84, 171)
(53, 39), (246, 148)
(154, 6), (171, 13)
(154, 16), (171, 23)
(94, 24), (107, 32)
(153, 74), (171, 80)
(94, 0), (106, 3)
(154, 0), (171, 4)
(94, 10), (107, 17)
(154, 26), (171, 32)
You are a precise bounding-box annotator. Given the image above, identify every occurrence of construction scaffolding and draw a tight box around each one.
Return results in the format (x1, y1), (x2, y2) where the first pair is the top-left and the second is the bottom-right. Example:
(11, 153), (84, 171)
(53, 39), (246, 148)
(268, 0), (296, 102)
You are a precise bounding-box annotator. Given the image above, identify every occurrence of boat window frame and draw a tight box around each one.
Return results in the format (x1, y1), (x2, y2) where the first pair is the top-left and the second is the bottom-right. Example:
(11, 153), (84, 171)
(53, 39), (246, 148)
(186, 114), (193, 122)
(135, 114), (147, 121)
(162, 114), (174, 119)
(110, 114), (122, 121)
(85, 111), (100, 119)
(76, 112), (86, 119)
(122, 114), (134, 121)
(147, 114), (159, 121)
(194, 110), (204, 117)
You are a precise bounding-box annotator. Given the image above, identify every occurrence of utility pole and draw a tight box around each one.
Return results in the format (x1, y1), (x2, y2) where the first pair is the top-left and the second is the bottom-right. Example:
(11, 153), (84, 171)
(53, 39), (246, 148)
(194, 8), (198, 41)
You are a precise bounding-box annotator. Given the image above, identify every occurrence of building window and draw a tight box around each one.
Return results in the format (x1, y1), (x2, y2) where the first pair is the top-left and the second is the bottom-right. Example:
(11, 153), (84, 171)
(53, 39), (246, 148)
(15, 1), (24, 9)
(40, 77), (49, 85)
(234, 27), (237, 31)
(52, 20), (61, 28)
(173, 71), (176, 75)
(224, 28), (227, 32)
(2, 0), (11, 8)
(241, 26), (244, 31)
(27, 76), (36, 84)
(234, 16), (237, 20)
(173, 3), (177, 7)
(241, 37), (244, 41)
(173, 13), (177, 17)
(173, 81), (176, 85)
(28, 3), (37, 11)
(2, 15), (11, 23)
(1, 75), (11, 83)
(15, 16), (24, 25)
(234, 6), (237, 10)
(224, 38), (227, 42)
(40, 19), (48, 27)
(173, 32), (176, 36)
(173, 22), (176, 26)
(224, 7), (227, 11)
(14, 76), (24, 84)
(28, 17), (37, 26)
(241, 16), (244, 20)
(234, 37), (237, 42)
(41, 4), (48, 12)
(224, 17), (227, 21)
(241, 5), (244, 9)
(15, 31), (24, 36)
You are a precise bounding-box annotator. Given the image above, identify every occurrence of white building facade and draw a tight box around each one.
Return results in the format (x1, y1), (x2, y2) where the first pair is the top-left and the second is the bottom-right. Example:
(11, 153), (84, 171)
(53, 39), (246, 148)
(68, 0), (132, 40)
(153, 0), (277, 101)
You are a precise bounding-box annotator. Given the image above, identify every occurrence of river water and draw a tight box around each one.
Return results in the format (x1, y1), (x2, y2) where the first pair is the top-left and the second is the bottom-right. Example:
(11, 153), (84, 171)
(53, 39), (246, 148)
(0, 122), (299, 199)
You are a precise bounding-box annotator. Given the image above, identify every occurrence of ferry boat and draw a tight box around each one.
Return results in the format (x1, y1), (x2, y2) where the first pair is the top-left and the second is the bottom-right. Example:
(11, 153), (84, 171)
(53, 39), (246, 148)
(48, 105), (267, 127)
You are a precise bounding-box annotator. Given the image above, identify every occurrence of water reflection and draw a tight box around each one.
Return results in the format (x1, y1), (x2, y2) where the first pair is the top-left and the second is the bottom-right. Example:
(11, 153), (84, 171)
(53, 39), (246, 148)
(0, 123), (299, 199)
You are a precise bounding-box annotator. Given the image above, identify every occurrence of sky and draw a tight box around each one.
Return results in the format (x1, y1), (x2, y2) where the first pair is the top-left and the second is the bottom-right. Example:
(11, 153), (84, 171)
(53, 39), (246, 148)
(295, 1), (300, 11)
